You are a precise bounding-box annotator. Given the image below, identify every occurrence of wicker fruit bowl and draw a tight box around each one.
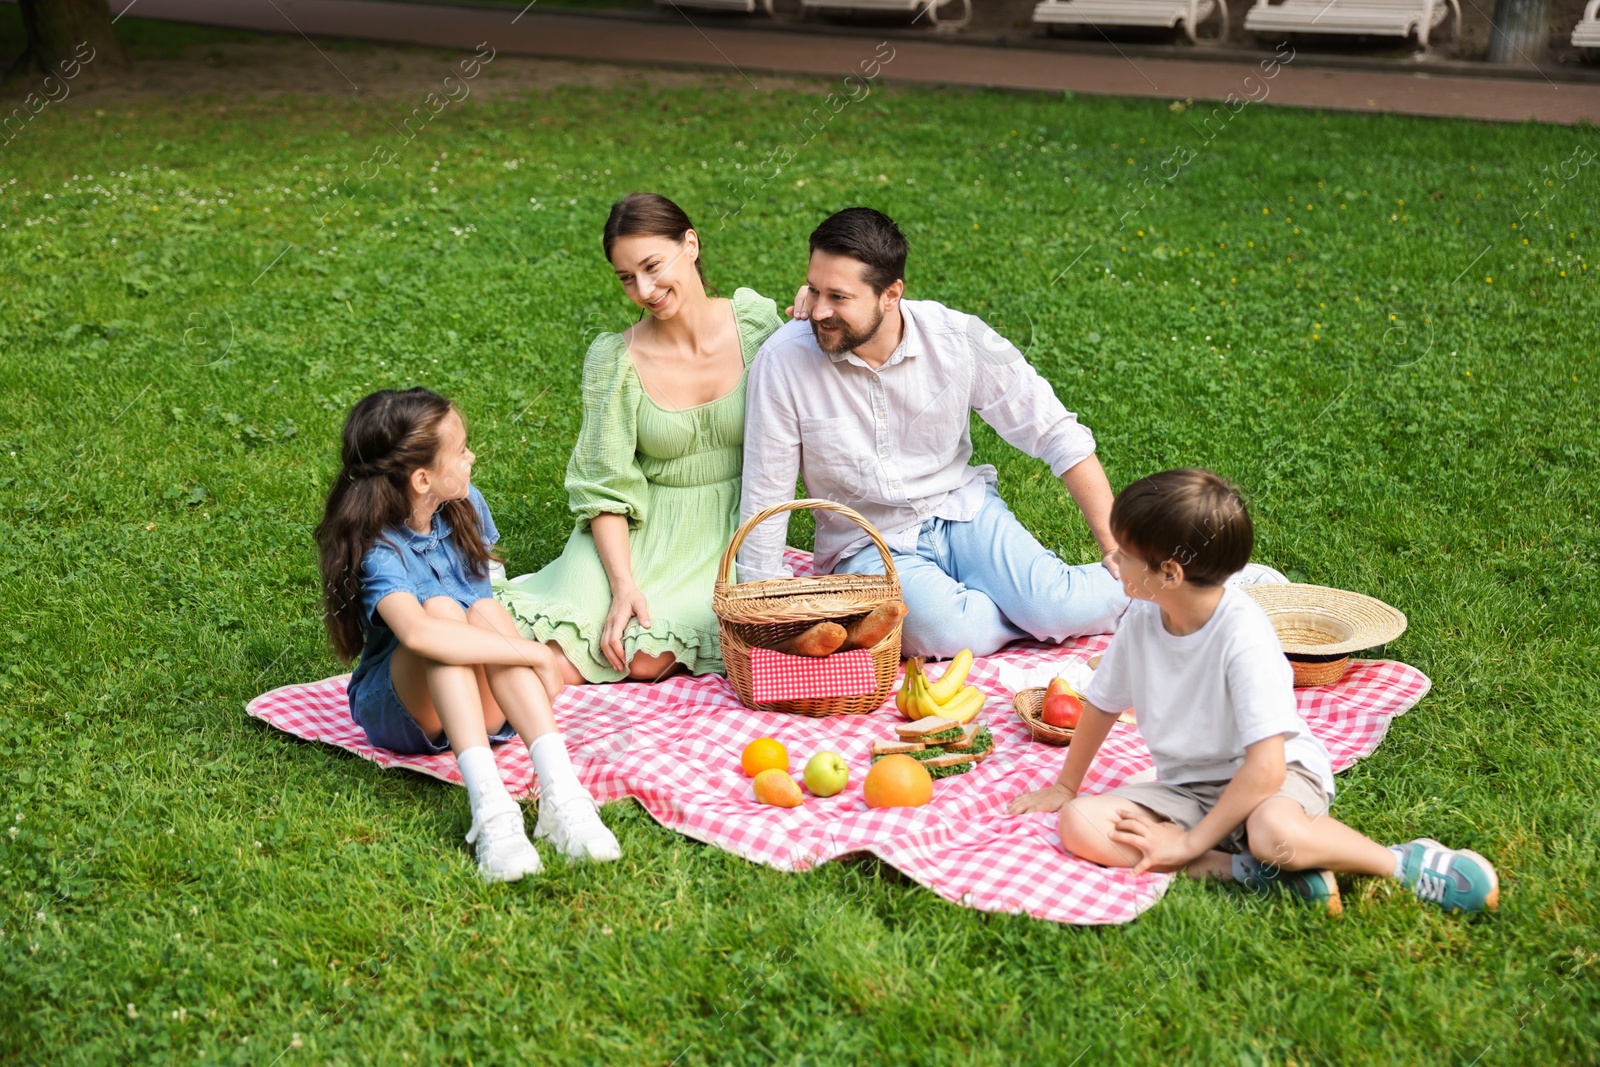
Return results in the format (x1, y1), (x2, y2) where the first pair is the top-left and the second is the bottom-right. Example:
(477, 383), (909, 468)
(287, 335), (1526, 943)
(713, 499), (904, 717)
(1013, 687), (1075, 746)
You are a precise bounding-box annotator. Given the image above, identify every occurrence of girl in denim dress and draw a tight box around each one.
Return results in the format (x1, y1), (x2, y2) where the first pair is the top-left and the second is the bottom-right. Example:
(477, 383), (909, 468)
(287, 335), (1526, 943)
(317, 387), (620, 883)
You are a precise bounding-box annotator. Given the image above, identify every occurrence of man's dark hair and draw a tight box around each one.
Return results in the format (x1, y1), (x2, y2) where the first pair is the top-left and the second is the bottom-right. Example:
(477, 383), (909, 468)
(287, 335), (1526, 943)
(1110, 469), (1254, 587)
(809, 208), (907, 294)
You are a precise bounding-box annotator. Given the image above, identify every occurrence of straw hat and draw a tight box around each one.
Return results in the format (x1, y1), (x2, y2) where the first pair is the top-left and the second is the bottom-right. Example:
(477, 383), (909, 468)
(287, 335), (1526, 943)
(1241, 583), (1407, 656)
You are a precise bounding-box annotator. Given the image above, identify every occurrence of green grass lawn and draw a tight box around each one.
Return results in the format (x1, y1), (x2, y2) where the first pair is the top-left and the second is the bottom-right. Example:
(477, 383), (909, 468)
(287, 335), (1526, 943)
(2, 13), (1598, 1065)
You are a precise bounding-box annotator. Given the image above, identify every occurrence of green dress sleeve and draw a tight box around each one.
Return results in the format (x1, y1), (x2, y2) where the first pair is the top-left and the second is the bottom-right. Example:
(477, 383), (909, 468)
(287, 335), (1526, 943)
(564, 333), (649, 530)
(731, 287), (784, 360)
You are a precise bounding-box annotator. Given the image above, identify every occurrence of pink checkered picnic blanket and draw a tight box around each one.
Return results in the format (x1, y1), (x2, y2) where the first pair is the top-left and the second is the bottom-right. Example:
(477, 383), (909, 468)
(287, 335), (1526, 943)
(246, 550), (1432, 926)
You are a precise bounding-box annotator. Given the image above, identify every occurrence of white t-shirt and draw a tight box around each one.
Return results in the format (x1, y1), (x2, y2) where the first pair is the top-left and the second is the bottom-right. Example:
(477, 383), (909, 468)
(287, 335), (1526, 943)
(1084, 588), (1336, 797)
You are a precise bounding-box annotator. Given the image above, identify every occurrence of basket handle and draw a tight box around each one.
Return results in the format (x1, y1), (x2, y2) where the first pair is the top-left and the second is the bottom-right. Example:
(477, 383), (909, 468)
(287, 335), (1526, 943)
(717, 498), (899, 587)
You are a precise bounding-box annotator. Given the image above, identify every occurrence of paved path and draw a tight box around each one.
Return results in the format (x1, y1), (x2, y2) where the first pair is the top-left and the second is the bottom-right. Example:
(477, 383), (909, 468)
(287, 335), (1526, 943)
(118, 0), (1600, 124)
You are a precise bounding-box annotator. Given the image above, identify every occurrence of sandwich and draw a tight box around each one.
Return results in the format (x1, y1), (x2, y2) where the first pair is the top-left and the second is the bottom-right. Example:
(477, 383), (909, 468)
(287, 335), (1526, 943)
(871, 738), (925, 758)
(940, 724), (994, 763)
(919, 751), (976, 779)
(894, 716), (964, 745)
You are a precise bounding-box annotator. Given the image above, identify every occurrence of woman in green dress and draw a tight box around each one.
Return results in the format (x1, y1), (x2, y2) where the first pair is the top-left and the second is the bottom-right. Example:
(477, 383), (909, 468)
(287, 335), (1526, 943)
(496, 193), (785, 683)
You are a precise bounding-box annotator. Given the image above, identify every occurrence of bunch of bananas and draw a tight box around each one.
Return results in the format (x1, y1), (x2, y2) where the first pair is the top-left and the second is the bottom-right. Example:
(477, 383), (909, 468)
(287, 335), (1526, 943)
(895, 649), (984, 724)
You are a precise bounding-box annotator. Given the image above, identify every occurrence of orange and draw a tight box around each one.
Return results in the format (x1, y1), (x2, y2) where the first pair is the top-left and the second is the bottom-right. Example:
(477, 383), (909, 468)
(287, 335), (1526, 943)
(740, 737), (789, 778)
(752, 768), (804, 808)
(863, 754), (933, 809)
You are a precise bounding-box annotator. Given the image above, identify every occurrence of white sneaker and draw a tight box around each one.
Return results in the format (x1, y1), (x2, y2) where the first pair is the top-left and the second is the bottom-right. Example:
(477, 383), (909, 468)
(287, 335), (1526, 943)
(465, 806), (544, 883)
(533, 792), (621, 862)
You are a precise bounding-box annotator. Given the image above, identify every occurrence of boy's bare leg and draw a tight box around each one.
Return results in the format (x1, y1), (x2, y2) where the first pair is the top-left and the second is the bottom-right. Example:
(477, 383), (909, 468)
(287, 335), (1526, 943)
(1184, 852), (1236, 880)
(1059, 794), (1395, 881)
(1242, 798), (1397, 878)
(1057, 794), (1150, 868)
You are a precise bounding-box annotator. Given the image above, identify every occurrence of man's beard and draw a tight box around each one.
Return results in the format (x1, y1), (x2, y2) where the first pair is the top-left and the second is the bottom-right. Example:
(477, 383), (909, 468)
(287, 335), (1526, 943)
(811, 306), (885, 356)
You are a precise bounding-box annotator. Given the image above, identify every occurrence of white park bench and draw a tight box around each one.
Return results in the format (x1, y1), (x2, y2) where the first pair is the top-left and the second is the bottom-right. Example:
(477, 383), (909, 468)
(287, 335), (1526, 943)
(1574, 0), (1600, 47)
(1243, 0), (1460, 50)
(655, 0), (774, 13)
(798, 0), (973, 30)
(1033, 0), (1228, 43)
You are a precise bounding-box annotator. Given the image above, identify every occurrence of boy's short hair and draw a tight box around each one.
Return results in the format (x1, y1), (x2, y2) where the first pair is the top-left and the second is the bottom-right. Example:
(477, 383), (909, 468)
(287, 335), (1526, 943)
(1111, 469), (1253, 587)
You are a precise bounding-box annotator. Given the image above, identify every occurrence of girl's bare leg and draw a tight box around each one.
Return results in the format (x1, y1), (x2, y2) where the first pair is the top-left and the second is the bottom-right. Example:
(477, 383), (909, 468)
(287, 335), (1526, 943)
(389, 597), (504, 755)
(467, 599), (562, 744)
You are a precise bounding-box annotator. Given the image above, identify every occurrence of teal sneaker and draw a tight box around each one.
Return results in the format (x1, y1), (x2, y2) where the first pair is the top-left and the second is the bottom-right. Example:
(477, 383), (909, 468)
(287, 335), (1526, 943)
(1394, 838), (1500, 913)
(1232, 854), (1343, 916)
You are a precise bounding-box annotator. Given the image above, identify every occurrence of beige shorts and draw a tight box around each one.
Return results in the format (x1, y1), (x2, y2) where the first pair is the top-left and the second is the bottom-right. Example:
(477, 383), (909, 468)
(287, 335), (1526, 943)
(1104, 762), (1331, 855)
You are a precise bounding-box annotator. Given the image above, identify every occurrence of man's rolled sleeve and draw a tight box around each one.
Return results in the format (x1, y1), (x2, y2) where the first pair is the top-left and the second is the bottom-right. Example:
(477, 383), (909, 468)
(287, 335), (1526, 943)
(1040, 414), (1097, 478)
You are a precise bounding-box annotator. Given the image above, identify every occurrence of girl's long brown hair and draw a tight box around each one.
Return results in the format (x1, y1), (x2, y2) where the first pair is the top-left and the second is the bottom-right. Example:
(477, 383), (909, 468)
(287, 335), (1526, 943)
(315, 388), (495, 663)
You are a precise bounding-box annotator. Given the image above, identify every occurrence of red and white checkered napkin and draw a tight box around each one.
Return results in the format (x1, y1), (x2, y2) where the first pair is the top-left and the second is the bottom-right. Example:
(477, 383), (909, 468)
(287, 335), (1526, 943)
(748, 647), (876, 703)
(245, 550), (1433, 926)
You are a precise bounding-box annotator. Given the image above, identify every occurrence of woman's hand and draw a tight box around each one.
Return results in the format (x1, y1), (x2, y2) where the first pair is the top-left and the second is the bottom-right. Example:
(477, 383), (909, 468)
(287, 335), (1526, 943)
(1102, 546), (1121, 580)
(601, 586), (651, 673)
(1007, 783), (1076, 815)
(786, 284), (813, 320)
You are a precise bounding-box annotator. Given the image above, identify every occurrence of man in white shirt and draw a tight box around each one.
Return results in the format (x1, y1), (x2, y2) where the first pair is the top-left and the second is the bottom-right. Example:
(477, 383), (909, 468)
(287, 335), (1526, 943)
(737, 207), (1127, 659)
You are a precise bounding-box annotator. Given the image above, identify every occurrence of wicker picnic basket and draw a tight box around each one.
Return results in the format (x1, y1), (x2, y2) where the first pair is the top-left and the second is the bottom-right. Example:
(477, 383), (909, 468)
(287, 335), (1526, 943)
(714, 499), (903, 717)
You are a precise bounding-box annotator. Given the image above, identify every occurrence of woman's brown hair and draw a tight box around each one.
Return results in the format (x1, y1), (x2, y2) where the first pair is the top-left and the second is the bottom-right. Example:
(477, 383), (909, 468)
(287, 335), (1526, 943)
(315, 388), (495, 663)
(602, 192), (716, 295)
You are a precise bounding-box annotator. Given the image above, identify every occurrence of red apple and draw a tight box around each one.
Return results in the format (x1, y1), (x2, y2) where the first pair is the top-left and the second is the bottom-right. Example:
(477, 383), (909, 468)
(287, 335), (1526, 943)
(1041, 690), (1084, 730)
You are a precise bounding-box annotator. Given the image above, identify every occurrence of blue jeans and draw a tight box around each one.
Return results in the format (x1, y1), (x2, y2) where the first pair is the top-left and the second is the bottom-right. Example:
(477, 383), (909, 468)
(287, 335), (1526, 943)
(834, 485), (1128, 660)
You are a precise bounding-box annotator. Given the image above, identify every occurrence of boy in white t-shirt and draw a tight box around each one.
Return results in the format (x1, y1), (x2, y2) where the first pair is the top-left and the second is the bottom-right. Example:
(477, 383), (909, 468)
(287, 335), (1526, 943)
(1009, 469), (1499, 915)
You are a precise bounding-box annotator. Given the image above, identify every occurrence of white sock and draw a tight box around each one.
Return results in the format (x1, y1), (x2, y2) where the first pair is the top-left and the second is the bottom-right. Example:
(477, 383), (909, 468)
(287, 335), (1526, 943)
(528, 732), (586, 802)
(1387, 845), (1407, 879)
(457, 746), (515, 817)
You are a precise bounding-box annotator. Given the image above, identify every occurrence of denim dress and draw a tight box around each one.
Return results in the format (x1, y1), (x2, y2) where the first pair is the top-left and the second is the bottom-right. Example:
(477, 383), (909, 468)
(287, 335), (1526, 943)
(347, 484), (516, 754)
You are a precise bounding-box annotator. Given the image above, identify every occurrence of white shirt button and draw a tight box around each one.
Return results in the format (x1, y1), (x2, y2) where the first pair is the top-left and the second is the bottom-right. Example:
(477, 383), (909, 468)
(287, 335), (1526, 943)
(879, 447), (889, 457)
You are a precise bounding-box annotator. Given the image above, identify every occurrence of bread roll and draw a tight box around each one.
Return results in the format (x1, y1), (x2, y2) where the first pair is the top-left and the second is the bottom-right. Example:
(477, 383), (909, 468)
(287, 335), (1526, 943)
(839, 601), (908, 651)
(773, 621), (847, 658)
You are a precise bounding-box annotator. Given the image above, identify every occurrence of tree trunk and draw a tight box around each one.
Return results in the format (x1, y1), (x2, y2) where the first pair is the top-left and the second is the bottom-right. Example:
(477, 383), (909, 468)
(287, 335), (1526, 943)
(6, 0), (129, 85)
(1486, 0), (1549, 63)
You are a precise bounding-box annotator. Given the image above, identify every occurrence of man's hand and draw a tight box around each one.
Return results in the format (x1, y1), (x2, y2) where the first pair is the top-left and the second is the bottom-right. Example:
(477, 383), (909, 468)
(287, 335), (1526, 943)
(1102, 546), (1121, 580)
(1007, 783), (1076, 815)
(786, 284), (812, 320)
(1108, 808), (1200, 875)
